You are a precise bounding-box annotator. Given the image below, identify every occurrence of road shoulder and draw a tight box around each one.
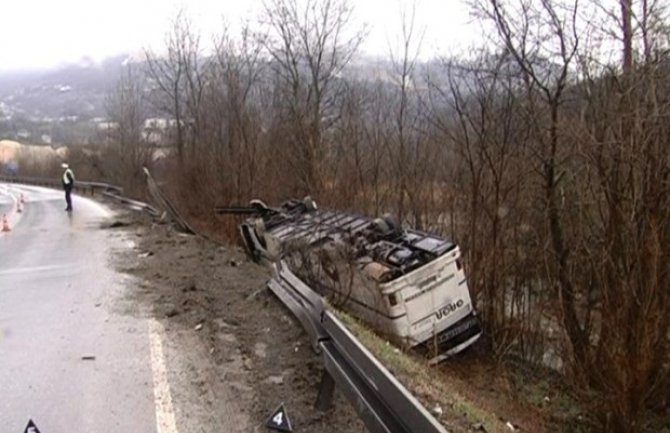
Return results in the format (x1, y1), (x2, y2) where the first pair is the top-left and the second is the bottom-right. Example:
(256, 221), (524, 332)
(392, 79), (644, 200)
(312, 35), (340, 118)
(111, 214), (364, 433)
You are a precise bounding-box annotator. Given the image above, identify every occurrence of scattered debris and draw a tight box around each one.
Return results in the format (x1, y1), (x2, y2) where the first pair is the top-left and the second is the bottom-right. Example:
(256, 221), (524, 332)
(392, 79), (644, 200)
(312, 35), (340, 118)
(254, 342), (267, 358)
(245, 286), (266, 300)
(194, 323), (203, 331)
(182, 283), (197, 292)
(213, 318), (237, 329)
(265, 375), (284, 385)
(81, 355), (96, 361)
(139, 251), (154, 258)
(102, 220), (132, 229)
(471, 423), (486, 432)
(432, 405), (443, 417)
(243, 356), (253, 371)
(506, 421), (516, 431)
(165, 308), (180, 318)
(218, 333), (237, 343)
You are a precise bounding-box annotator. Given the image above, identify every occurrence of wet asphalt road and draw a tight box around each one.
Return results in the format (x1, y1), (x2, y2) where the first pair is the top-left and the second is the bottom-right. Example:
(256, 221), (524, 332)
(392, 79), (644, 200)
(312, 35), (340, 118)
(0, 185), (157, 432)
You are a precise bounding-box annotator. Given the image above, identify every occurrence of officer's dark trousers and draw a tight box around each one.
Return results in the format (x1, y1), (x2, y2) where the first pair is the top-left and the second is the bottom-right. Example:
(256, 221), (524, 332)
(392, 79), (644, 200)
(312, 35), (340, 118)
(65, 187), (73, 211)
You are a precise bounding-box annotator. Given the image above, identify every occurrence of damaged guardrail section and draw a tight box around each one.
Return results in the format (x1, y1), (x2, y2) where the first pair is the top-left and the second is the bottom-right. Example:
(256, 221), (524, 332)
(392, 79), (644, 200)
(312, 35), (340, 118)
(269, 261), (449, 433)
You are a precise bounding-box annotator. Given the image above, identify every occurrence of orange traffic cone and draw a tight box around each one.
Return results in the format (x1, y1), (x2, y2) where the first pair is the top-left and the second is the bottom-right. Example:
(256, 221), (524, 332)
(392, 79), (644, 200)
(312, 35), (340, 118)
(1, 214), (10, 232)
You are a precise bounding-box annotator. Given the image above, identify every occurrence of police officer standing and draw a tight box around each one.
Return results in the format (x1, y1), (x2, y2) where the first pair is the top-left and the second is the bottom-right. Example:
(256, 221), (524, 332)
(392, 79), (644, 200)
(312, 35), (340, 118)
(61, 163), (75, 211)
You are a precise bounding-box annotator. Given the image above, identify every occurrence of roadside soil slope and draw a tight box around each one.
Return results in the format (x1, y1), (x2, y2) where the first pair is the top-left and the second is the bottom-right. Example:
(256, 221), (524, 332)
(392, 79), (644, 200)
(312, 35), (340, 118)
(112, 213), (366, 433)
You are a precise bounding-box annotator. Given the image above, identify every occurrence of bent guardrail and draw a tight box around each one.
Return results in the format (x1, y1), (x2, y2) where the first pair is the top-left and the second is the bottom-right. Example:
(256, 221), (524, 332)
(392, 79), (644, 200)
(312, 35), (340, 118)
(142, 168), (196, 235)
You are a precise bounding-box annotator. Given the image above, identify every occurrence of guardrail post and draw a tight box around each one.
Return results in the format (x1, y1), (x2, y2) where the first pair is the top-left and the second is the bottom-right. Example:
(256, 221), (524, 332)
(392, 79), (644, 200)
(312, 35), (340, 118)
(314, 371), (336, 412)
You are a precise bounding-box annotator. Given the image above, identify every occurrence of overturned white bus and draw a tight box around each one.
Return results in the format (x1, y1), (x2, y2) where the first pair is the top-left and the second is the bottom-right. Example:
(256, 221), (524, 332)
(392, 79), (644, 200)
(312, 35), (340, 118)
(227, 197), (482, 362)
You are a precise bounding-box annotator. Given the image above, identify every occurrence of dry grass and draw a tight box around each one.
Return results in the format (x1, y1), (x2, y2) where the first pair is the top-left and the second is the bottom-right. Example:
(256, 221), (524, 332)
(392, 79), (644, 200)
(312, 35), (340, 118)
(332, 308), (517, 433)
(329, 305), (593, 433)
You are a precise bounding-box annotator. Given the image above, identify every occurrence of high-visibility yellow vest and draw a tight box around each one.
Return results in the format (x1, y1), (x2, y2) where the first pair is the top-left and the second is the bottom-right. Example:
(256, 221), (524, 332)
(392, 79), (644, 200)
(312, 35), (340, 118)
(63, 168), (75, 185)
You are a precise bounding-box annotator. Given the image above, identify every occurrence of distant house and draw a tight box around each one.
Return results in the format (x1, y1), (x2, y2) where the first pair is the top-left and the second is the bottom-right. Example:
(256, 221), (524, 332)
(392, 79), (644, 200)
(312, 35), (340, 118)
(96, 122), (119, 131)
(142, 118), (173, 145)
(151, 148), (169, 161)
(144, 118), (169, 129)
(143, 130), (163, 144)
(41, 134), (52, 144)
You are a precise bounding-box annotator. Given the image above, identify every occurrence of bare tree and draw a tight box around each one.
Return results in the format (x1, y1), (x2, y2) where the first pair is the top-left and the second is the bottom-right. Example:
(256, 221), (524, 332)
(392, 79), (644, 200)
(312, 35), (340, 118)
(476, 0), (588, 368)
(262, 0), (366, 195)
(475, 0), (670, 431)
(386, 2), (427, 225)
(144, 10), (200, 167)
(428, 51), (542, 361)
(205, 24), (267, 203)
(104, 65), (151, 193)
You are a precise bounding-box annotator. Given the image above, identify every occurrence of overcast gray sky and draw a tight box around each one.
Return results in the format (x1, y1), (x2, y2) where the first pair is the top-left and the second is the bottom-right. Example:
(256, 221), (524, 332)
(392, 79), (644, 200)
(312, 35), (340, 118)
(0, 0), (479, 70)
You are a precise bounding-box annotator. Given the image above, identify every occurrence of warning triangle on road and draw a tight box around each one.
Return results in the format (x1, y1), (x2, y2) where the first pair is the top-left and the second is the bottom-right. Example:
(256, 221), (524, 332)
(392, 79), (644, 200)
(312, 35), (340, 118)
(265, 403), (292, 432)
(24, 419), (42, 433)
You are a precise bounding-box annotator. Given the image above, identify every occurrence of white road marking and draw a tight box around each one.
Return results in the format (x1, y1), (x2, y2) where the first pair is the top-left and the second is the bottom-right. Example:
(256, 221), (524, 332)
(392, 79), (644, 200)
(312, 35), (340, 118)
(0, 264), (68, 275)
(148, 318), (179, 433)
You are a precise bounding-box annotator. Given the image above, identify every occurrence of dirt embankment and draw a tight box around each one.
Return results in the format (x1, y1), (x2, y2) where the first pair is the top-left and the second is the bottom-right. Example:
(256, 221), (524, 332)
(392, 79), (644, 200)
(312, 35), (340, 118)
(113, 213), (366, 433)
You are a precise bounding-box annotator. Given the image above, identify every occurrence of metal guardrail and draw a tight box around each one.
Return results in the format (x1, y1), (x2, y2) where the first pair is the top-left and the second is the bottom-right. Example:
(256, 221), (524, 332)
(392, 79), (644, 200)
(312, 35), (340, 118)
(268, 261), (449, 433)
(0, 174), (123, 195)
(143, 168), (196, 235)
(0, 171), (203, 236)
(0, 174), (160, 217)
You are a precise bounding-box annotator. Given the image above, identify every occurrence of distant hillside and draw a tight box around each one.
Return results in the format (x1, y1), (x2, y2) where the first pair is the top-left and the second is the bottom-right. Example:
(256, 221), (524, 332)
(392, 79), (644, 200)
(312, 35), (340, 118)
(0, 53), (459, 146)
(0, 56), (133, 145)
(0, 55), (128, 121)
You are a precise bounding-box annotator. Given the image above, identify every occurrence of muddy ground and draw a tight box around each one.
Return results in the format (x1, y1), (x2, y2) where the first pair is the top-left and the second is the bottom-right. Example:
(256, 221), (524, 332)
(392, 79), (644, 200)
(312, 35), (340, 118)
(110, 211), (367, 433)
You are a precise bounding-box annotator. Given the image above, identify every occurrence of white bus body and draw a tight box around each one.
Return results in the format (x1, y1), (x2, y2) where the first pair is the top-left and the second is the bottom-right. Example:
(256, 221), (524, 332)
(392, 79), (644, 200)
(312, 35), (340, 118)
(236, 198), (482, 361)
